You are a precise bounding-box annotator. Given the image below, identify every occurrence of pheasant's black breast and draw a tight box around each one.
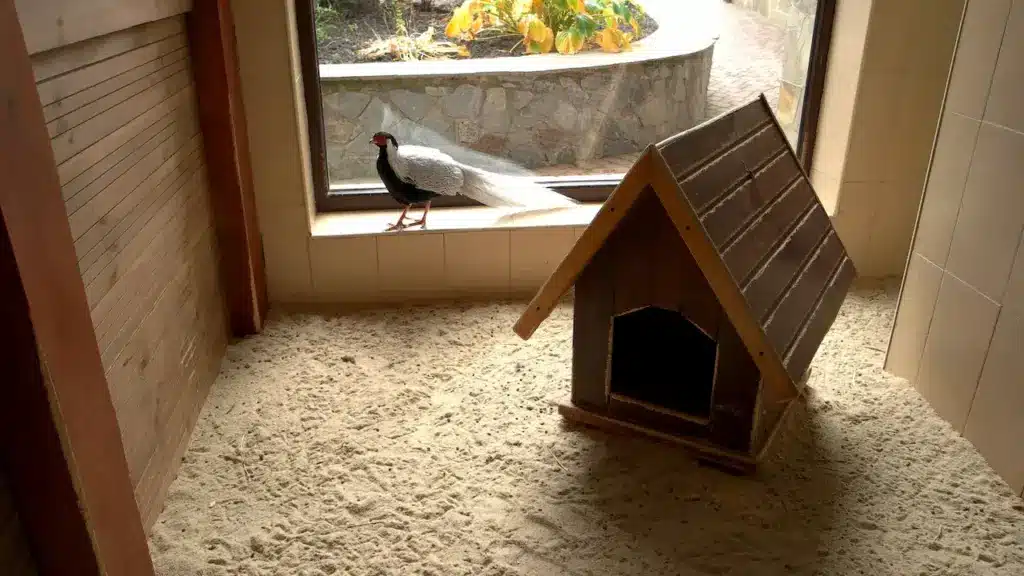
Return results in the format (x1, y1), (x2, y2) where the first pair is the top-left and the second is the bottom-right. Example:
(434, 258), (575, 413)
(376, 148), (439, 206)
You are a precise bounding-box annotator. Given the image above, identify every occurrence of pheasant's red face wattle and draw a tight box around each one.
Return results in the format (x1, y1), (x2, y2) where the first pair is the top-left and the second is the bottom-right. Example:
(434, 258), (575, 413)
(372, 134), (388, 146)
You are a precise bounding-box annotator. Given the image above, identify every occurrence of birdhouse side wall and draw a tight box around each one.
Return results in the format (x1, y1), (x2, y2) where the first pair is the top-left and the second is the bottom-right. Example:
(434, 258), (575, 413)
(571, 259), (615, 411)
(603, 186), (723, 332)
(569, 185), (769, 453)
(706, 319), (761, 453)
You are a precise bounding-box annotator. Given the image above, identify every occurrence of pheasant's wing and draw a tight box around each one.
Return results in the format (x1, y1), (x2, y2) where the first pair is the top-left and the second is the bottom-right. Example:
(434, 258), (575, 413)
(391, 145), (464, 196)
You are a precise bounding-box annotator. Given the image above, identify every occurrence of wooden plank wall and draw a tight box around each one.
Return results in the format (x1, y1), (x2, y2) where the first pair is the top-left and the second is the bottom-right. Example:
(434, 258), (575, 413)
(14, 0), (193, 56)
(0, 470), (36, 575)
(27, 14), (229, 529)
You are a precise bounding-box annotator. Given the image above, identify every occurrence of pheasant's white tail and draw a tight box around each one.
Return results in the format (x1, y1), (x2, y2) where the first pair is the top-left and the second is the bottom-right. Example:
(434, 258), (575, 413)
(459, 164), (578, 210)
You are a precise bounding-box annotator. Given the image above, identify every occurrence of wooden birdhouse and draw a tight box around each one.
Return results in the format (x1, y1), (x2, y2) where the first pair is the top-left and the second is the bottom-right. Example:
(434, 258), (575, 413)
(513, 95), (856, 473)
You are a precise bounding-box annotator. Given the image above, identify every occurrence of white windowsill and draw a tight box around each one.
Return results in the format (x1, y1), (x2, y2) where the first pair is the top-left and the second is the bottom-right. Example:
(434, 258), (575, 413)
(310, 197), (838, 239)
(311, 203), (604, 238)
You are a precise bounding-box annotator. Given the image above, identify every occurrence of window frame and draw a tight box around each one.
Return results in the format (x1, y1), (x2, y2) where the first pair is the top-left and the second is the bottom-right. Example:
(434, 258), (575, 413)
(294, 0), (836, 214)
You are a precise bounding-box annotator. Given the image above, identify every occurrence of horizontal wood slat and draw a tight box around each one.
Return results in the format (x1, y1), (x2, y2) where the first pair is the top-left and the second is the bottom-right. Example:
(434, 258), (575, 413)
(36, 32), (187, 110)
(30, 17), (184, 82)
(69, 119), (199, 244)
(703, 153), (801, 250)
(51, 66), (192, 165)
(105, 194), (215, 481)
(78, 143), (203, 288)
(29, 13), (228, 530)
(658, 99), (770, 180)
(721, 181), (819, 286)
(133, 234), (226, 528)
(44, 46), (188, 125)
(64, 96), (196, 212)
(15, 0), (192, 56)
(47, 53), (188, 138)
(99, 174), (208, 394)
(784, 256), (856, 380)
(57, 87), (192, 187)
(91, 169), (207, 360)
(683, 124), (787, 213)
(742, 203), (831, 321)
(764, 231), (845, 354)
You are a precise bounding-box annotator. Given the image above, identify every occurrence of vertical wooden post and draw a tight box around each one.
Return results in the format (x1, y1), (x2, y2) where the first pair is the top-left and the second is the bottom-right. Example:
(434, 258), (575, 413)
(0, 1), (156, 574)
(187, 0), (269, 336)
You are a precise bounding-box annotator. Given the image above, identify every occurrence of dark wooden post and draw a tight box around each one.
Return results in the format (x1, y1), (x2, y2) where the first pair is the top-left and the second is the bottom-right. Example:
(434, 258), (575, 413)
(0, 1), (156, 574)
(187, 0), (269, 336)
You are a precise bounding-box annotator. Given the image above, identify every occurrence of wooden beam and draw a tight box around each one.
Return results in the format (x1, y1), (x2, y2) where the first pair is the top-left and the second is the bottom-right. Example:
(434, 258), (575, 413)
(0, 1), (156, 574)
(187, 0), (267, 335)
(14, 0), (193, 56)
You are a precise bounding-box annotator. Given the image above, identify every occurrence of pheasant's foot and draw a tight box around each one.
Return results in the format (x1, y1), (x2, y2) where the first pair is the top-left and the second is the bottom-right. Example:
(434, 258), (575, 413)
(404, 202), (430, 229)
(385, 206), (412, 232)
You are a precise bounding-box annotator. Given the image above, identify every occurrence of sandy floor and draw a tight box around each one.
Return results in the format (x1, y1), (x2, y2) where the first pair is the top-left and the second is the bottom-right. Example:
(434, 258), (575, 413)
(150, 282), (1024, 575)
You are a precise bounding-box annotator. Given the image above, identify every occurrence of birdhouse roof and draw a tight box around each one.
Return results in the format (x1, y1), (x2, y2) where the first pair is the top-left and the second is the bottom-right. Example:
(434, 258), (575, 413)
(513, 95), (856, 402)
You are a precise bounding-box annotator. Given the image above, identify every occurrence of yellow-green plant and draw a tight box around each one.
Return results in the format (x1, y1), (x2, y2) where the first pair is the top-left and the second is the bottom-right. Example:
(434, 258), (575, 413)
(445, 0), (643, 55)
(357, 27), (471, 61)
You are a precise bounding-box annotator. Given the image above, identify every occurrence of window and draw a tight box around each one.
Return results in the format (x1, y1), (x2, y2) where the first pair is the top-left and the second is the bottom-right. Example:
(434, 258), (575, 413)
(294, 0), (836, 213)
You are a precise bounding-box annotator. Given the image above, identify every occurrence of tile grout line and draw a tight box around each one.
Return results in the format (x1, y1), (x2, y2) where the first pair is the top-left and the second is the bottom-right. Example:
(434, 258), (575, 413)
(995, 225), (1024, 305)
(977, 0), (1015, 124)
(374, 233), (381, 294)
(961, 305), (1003, 435)
(939, 0), (1011, 276)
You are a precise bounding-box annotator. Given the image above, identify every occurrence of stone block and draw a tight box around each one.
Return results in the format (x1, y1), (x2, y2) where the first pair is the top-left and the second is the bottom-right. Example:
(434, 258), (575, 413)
(443, 85), (484, 119)
(389, 89), (433, 121)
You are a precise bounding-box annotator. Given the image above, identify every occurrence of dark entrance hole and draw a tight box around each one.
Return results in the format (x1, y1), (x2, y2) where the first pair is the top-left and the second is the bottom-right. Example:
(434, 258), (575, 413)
(609, 306), (717, 420)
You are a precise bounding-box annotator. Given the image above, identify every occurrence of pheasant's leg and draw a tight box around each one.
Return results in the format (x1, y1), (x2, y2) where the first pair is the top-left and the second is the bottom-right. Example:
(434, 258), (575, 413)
(385, 206), (410, 231)
(406, 201), (431, 228)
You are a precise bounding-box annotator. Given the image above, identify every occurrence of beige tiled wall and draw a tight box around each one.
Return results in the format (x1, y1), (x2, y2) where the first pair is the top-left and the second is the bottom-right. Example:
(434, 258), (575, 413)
(231, 0), (315, 301)
(306, 227), (585, 305)
(813, 0), (965, 278)
(886, 0), (1024, 497)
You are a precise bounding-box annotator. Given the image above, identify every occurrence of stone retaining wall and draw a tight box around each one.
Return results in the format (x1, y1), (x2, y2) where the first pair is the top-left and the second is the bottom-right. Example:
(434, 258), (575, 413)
(321, 47), (714, 184)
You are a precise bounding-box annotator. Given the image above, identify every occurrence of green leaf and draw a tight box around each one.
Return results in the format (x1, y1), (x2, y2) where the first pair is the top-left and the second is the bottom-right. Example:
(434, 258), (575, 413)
(574, 13), (596, 37)
(611, 1), (631, 21)
(584, 0), (603, 14)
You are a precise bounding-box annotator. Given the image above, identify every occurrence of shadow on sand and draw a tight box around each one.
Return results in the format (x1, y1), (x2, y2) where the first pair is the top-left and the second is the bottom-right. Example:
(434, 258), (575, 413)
(546, 393), (843, 575)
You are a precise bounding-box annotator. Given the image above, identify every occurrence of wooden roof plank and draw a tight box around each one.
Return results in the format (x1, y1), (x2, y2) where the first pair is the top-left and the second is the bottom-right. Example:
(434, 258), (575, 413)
(742, 200), (831, 321)
(727, 194), (824, 291)
(683, 123), (786, 213)
(785, 255), (856, 380)
(704, 153), (802, 252)
(659, 98), (771, 181)
(646, 146), (799, 402)
(765, 230), (845, 353)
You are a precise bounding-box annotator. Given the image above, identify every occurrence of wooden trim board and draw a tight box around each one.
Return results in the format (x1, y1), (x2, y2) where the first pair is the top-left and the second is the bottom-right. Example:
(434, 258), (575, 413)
(0, 1), (156, 573)
(187, 0), (267, 336)
(557, 401), (757, 475)
(14, 0), (193, 56)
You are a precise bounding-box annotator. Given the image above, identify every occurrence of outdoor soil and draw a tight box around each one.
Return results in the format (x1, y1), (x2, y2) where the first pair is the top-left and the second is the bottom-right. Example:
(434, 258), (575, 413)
(316, 2), (658, 64)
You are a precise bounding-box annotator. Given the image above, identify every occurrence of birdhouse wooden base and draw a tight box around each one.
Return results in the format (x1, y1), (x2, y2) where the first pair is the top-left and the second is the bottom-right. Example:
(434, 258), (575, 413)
(513, 95), (855, 472)
(555, 367), (812, 475)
